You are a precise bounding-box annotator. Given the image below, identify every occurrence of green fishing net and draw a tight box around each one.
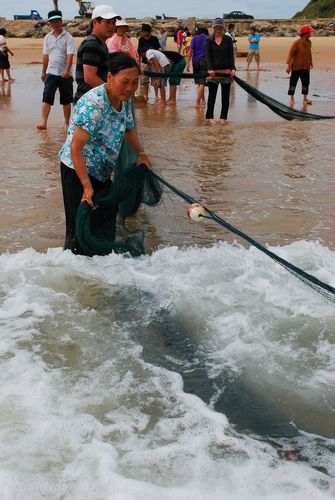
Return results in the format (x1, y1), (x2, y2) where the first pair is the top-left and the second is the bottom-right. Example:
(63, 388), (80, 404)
(75, 141), (162, 257)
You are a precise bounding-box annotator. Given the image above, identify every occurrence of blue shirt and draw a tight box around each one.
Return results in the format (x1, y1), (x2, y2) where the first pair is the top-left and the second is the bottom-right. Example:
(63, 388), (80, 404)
(248, 33), (260, 50)
(59, 84), (134, 182)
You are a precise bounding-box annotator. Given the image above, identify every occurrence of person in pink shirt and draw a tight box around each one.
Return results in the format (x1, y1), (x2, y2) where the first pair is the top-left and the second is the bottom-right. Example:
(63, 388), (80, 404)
(175, 28), (184, 54)
(106, 19), (139, 63)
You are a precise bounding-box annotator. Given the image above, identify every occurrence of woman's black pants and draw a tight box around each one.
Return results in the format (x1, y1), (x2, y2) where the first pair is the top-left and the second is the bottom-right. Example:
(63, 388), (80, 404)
(206, 81), (231, 120)
(60, 162), (117, 255)
(288, 69), (310, 96)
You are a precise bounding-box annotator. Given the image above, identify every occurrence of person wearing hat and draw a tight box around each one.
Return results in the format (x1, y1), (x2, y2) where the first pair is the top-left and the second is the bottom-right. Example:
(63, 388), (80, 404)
(205, 18), (235, 123)
(36, 10), (76, 130)
(106, 18), (139, 63)
(286, 25), (315, 106)
(74, 4), (121, 103)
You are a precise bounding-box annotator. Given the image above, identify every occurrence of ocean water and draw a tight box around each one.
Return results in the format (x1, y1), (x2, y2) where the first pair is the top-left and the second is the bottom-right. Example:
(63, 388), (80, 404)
(0, 241), (335, 499)
(1, 62), (335, 499)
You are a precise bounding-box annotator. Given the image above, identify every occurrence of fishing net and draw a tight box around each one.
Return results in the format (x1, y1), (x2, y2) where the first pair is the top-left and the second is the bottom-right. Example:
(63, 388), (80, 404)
(75, 141), (162, 257)
(233, 75), (335, 121)
(75, 137), (335, 303)
(74, 86), (335, 304)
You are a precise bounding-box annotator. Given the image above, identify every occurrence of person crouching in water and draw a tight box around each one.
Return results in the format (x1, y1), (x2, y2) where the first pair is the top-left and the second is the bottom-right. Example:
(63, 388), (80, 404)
(141, 49), (172, 105)
(205, 18), (235, 124)
(286, 25), (315, 106)
(59, 53), (151, 254)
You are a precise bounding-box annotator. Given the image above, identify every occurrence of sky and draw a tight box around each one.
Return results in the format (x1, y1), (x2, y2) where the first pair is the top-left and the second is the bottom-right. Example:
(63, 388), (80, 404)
(0, 0), (309, 21)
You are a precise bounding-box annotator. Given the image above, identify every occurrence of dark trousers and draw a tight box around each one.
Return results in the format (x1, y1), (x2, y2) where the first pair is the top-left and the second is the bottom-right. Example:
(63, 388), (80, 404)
(288, 69), (310, 96)
(60, 162), (118, 255)
(206, 81), (231, 120)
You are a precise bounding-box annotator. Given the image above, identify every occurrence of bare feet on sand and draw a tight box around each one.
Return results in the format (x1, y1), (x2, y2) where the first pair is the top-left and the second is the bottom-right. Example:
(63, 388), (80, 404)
(36, 124), (47, 131)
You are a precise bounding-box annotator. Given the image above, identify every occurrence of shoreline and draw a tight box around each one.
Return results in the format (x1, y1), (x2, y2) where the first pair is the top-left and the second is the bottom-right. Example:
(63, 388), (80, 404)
(6, 37), (335, 70)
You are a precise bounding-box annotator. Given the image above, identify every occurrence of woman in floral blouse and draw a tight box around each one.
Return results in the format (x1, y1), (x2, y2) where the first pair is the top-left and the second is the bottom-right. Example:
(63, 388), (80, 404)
(59, 52), (151, 254)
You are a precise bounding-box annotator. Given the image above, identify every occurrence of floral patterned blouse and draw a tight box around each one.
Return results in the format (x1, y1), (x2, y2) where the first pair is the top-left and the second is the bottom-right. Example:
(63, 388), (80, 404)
(59, 84), (134, 182)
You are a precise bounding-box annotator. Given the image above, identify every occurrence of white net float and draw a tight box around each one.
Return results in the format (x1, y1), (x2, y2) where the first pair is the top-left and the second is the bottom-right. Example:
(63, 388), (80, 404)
(187, 203), (206, 222)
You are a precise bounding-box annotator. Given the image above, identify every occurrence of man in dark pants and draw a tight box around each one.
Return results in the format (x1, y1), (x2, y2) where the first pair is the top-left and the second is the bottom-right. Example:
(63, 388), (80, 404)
(36, 10), (76, 130)
(74, 4), (121, 102)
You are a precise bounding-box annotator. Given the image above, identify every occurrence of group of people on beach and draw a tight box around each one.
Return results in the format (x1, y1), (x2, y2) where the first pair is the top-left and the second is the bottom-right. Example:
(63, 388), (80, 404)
(0, 5), (317, 255)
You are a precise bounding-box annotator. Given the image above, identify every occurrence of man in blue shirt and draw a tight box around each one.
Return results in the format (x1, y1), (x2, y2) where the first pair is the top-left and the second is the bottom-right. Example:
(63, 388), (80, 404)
(247, 27), (261, 71)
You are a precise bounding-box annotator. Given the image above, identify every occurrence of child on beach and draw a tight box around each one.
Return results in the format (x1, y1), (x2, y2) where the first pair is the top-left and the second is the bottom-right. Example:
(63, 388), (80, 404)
(0, 28), (15, 82)
(183, 31), (193, 56)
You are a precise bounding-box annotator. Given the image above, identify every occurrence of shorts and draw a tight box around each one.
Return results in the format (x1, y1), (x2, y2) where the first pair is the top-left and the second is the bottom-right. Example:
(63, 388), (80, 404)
(42, 73), (74, 105)
(151, 64), (172, 88)
(0, 52), (10, 70)
(169, 58), (186, 86)
(247, 49), (260, 63)
(192, 58), (207, 85)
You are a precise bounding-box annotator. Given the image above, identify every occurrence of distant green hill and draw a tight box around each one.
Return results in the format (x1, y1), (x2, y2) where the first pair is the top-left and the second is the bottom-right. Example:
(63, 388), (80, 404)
(293, 0), (335, 18)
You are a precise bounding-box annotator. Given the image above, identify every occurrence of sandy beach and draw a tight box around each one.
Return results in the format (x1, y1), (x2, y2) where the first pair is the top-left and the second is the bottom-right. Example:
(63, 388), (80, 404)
(6, 36), (335, 69)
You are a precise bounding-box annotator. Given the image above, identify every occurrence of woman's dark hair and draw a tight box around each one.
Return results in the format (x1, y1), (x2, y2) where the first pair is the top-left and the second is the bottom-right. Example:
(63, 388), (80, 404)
(196, 26), (209, 35)
(108, 52), (140, 75)
(0, 28), (7, 36)
(141, 23), (151, 33)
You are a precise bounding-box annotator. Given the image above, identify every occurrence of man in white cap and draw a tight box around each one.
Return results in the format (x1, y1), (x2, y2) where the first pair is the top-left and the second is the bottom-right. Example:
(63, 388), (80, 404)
(74, 4), (121, 102)
(36, 10), (76, 130)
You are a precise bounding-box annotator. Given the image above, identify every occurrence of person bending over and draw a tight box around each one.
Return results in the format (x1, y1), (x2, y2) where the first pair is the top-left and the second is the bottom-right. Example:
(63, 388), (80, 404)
(59, 53), (151, 254)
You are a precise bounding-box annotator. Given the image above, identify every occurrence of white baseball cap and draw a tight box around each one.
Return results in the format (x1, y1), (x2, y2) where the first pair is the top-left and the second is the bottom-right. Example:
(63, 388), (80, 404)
(116, 18), (129, 27)
(91, 4), (121, 20)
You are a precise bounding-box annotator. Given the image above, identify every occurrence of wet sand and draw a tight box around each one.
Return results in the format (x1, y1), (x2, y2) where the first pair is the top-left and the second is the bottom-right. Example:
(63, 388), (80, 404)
(1, 37), (334, 253)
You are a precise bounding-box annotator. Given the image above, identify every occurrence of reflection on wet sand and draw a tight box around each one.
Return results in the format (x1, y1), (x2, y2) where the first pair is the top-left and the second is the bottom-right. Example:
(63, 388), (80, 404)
(0, 81), (12, 105)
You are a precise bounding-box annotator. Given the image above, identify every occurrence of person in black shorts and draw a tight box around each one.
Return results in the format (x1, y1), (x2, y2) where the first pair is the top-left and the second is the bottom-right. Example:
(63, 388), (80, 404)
(74, 4), (121, 103)
(36, 10), (77, 130)
(0, 28), (15, 82)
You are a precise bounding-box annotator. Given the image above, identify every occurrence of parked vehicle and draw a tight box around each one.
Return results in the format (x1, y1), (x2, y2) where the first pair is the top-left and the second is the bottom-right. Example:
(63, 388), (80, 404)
(13, 10), (42, 20)
(223, 11), (254, 20)
(75, 0), (94, 18)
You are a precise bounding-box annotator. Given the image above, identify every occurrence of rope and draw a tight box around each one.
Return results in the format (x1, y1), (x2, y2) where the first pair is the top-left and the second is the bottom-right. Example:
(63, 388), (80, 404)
(144, 70), (335, 121)
(152, 172), (335, 304)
